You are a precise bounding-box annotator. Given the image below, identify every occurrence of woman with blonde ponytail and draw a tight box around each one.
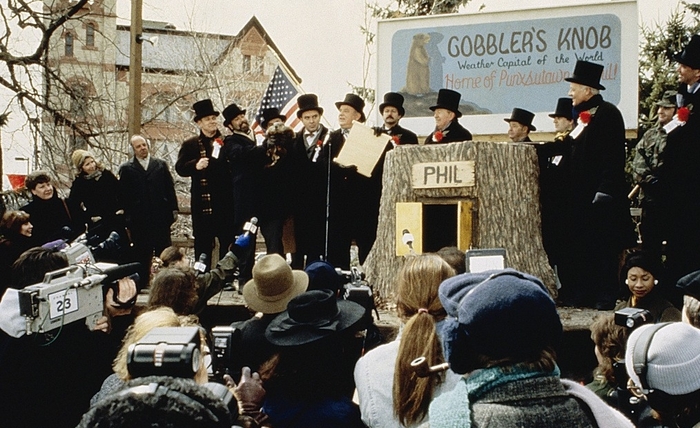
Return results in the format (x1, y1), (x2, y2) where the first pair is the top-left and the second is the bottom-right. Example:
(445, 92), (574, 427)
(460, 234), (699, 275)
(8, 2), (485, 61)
(354, 254), (460, 428)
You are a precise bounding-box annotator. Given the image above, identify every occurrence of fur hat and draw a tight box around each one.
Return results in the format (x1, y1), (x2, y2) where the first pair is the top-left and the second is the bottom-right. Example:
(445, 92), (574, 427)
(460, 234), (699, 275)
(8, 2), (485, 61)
(548, 98), (574, 119)
(335, 93), (366, 123)
(192, 99), (220, 122)
(71, 149), (94, 172)
(296, 94), (324, 118)
(429, 89), (462, 118)
(438, 269), (561, 371)
(565, 60), (606, 90)
(625, 322), (700, 396)
(242, 254), (308, 314)
(504, 107), (536, 131)
(265, 289), (365, 346)
(379, 92), (406, 116)
(674, 34), (700, 70)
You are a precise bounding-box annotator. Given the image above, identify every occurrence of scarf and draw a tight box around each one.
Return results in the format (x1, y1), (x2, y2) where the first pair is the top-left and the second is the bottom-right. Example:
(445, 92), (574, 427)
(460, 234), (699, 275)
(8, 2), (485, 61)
(197, 138), (212, 216)
(429, 364), (561, 428)
(84, 170), (103, 181)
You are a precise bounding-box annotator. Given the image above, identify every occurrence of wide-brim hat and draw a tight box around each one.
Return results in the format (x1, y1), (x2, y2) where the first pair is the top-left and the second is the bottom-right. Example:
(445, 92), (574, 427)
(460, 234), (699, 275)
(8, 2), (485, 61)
(565, 60), (606, 90)
(265, 289), (365, 347)
(504, 107), (536, 131)
(296, 94), (324, 118)
(222, 103), (246, 127)
(674, 34), (700, 70)
(656, 90), (678, 108)
(379, 92), (405, 116)
(438, 269), (562, 367)
(242, 254), (308, 314)
(192, 99), (220, 122)
(260, 108), (287, 130)
(429, 89), (462, 118)
(335, 93), (366, 123)
(548, 98), (574, 119)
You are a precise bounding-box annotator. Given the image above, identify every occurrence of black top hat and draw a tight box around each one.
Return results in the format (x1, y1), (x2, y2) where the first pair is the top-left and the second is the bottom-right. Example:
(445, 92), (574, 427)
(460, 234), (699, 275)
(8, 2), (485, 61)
(656, 90), (678, 108)
(335, 93), (366, 123)
(675, 34), (700, 69)
(379, 92), (406, 116)
(192, 99), (219, 122)
(265, 289), (365, 347)
(222, 103), (246, 127)
(430, 89), (462, 118)
(565, 60), (606, 90)
(260, 108), (286, 129)
(504, 108), (536, 131)
(296, 94), (324, 118)
(548, 98), (574, 119)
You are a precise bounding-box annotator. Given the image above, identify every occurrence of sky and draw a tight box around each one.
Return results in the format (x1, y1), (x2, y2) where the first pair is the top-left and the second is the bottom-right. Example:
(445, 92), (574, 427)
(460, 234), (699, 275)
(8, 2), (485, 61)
(0, 0), (687, 175)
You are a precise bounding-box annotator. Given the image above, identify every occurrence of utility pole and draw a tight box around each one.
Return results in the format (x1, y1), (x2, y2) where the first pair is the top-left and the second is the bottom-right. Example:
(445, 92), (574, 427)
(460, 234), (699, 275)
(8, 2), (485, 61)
(127, 0), (143, 137)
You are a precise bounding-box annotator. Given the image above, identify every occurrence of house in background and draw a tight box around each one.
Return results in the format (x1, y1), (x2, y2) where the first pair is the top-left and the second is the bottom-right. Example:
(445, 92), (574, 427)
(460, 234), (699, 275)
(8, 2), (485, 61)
(42, 0), (301, 181)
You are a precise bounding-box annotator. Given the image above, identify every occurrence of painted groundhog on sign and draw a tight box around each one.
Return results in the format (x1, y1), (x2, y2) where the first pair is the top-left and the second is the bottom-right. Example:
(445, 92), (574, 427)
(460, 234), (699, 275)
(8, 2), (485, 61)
(403, 33), (431, 95)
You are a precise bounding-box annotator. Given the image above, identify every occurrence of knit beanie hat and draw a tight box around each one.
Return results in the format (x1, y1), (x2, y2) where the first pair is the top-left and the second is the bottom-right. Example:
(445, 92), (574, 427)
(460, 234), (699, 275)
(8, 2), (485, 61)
(438, 269), (562, 367)
(625, 322), (700, 396)
(71, 149), (94, 172)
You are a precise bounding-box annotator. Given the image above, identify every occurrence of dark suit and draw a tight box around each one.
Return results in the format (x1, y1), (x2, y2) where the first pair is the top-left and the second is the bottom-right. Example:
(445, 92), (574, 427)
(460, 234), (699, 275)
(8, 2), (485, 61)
(565, 94), (635, 308)
(290, 126), (330, 268)
(176, 131), (234, 267)
(118, 156), (178, 286)
(223, 131), (269, 281)
(425, 120), (473, 144)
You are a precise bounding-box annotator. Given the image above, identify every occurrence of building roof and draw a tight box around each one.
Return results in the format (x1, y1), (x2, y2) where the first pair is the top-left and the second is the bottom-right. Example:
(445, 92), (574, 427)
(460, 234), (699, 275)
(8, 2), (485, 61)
(115, 16), (301, 83)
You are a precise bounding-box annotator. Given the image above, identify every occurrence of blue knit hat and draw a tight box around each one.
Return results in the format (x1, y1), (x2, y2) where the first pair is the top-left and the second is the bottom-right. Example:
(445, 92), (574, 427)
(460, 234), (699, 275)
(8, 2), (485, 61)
(438, 269), (562, 371)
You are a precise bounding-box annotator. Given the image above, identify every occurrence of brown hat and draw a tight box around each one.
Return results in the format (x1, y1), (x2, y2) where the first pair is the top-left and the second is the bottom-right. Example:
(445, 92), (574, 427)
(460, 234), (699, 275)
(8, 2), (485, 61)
(71, 149), (94, 172)
(242, 254), (308, 314)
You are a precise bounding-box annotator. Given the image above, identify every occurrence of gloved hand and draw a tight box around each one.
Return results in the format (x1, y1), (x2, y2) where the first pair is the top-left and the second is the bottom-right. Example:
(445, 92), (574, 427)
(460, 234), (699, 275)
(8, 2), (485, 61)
(592, 192), (613, 204)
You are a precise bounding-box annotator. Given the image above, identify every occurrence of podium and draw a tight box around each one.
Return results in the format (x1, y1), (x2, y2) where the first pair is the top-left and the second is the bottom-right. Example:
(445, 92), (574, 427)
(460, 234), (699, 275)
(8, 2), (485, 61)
(363, 140), (556, 299)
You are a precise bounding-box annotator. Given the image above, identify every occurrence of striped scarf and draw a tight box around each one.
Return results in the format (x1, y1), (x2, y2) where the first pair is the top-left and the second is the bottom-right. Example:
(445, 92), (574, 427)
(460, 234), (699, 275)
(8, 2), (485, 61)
(198, 138), (212, 216)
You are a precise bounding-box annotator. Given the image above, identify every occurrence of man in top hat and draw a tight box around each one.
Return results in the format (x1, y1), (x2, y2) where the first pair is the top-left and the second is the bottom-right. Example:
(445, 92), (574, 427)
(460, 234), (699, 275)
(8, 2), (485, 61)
(655, 34), (700, 297)
(176, 99), (234, 270)
(222, 102), (269, 283)
(260, 107), (286, 131)
(378, 92), (418, 146)
(504, 107), (536, 142)
(562, 60), (634, 309)
(318, 93), (367, 269)
(537, 98), (575, 277)
(425, 89), (472, 144)
(289, 94), (330, 268)
(632, 90), (677, 261)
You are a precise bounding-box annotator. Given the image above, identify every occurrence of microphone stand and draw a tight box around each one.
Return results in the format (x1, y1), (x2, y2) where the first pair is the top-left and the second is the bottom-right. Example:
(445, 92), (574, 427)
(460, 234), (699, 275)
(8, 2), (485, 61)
(324, 134), (332, 262)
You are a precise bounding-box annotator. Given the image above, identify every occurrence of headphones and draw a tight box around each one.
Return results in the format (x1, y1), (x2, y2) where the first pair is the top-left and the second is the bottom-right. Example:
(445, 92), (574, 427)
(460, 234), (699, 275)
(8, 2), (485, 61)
(625, 279), (659, 285)
(630, 322), (674, 408)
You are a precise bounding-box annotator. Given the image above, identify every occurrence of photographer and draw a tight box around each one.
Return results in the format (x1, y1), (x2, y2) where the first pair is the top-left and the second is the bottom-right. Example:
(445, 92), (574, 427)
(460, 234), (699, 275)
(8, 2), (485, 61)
(0, 247), (138, 428)
(587, 314), (628, 401)
(614, 251), (681, 323)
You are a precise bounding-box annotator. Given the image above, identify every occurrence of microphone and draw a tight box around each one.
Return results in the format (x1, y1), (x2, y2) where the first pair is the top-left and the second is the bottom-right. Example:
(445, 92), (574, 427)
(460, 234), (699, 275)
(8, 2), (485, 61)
(194, 253), (207, 274)
(402, 229), (414, 248)
(242, 217), (258, 237)
(102, 262), (142, 286)
(410, 356), (449, 377)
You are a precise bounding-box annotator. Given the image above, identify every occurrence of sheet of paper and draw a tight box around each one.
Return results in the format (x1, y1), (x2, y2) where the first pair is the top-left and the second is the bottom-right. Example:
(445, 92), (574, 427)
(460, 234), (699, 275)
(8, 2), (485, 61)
(334, 121), (390, 177)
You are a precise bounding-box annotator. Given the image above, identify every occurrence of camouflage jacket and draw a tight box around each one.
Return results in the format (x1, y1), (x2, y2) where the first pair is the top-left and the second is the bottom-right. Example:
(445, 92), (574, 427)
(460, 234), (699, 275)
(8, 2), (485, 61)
(632, 126), (667, 201)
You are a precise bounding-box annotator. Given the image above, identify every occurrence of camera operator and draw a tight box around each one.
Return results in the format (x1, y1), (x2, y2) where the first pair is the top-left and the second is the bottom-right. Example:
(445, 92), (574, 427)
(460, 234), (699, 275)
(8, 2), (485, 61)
(0, 247), (138, 428)
(614, 251), (681, 323)
(625, 322), (700, 427)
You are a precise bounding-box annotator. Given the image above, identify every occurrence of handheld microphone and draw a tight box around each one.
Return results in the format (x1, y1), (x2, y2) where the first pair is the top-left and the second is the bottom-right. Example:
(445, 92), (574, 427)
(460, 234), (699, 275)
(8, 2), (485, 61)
(194, 253), (207, 274)
(410, 356), (449, 377)
(242, 217), (258, 237)
(402, 229), (414, 248)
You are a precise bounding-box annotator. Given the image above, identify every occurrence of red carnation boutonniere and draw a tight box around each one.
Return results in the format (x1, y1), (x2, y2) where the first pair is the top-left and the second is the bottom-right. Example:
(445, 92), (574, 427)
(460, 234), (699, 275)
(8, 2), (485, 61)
(678, 106), (690, 123)
(214, 138), (223, 145)
(578, 111), (592, 126)
(432, 130), (444, 143)
(391, 135), (401, 146)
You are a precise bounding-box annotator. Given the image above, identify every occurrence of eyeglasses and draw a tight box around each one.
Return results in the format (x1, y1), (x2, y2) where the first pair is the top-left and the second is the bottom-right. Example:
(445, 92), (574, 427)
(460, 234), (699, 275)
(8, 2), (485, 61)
(627, 377), (646, 399)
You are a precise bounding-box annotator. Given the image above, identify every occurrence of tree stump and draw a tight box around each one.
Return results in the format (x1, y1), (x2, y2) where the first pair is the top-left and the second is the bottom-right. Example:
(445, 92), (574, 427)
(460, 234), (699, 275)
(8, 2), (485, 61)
(363, 140), (556, 301)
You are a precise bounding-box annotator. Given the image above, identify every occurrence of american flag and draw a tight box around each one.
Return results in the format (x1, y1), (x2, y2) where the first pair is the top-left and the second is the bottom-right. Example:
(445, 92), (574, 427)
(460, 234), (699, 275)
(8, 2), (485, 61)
(251, 65), (302, 138)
